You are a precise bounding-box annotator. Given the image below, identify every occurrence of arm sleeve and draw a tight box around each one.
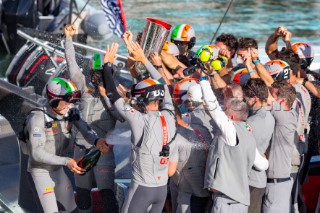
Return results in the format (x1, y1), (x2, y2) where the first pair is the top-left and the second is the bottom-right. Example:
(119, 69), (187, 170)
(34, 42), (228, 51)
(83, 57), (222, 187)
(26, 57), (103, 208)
(145, 61), (163, 82)
(200, 80), (236, 146)
(161, 84), (175, 111)
(113, 98), (145, 145)
(253, 149), (269, 171)
(102, 96), (125, 122)
(65, 37), (87, 92)
(27, 113), (69, 166)
(102, 64), (122, 103)
(73, 118), (99, 146)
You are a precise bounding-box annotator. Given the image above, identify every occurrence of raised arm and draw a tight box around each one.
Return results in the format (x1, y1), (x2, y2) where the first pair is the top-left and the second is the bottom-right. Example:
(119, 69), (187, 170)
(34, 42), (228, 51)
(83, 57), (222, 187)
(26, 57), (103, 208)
(265, 26), (292, 60)
(64, 25), (86, 91)
(252, 49), (274, 87)
(199, 79), (236, 146)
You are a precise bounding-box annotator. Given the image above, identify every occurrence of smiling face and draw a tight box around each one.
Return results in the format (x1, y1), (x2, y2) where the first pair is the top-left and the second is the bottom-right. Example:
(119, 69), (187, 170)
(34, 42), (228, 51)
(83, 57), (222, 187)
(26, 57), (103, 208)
(54, 100), (73, 115)
(215, 41), (234, 58)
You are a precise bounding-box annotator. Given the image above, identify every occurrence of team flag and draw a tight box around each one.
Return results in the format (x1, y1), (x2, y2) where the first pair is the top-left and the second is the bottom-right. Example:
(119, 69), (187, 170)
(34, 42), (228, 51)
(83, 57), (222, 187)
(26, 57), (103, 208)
(100, 0), (128, 37)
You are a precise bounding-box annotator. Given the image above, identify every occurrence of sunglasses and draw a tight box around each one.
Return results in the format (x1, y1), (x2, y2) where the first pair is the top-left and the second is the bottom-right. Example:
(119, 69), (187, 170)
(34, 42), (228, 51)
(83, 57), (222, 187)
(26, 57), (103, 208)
(173, 40), (189, 47)
(64, 90), (82, 103)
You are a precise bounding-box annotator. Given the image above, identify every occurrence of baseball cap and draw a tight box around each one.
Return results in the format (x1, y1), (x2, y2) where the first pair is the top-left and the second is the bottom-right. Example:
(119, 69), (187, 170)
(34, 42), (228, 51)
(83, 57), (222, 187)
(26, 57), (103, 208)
(181, 83), (203, 102)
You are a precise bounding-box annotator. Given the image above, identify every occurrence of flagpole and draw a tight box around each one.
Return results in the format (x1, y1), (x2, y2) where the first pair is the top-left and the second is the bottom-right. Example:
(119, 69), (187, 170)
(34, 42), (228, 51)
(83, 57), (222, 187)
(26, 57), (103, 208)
(209, 0), (234, 44)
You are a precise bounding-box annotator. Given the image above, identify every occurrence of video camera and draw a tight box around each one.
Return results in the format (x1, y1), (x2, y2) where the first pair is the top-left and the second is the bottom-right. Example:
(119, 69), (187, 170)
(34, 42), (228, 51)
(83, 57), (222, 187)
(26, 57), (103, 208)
(182, 55), (228, 76)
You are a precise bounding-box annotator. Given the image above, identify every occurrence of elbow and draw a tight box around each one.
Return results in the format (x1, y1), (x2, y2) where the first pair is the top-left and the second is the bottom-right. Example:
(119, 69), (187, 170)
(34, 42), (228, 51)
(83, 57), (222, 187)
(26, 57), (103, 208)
(168, 162), (177, 177)
(314, 92), (320, 99)
(30, 151), (43, 163)
(254, 160), (269, 172)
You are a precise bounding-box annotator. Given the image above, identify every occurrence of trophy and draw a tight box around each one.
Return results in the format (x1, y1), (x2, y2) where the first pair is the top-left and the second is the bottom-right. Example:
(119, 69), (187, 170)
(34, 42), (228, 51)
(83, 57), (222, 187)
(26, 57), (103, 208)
(135, 18), (172, 78)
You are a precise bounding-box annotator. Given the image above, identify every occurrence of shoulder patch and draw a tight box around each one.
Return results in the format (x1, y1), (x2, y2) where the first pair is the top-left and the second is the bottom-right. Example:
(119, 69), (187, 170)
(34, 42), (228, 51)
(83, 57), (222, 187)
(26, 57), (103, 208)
(124, 106), (135, 113)
(245, 124), (252, 132)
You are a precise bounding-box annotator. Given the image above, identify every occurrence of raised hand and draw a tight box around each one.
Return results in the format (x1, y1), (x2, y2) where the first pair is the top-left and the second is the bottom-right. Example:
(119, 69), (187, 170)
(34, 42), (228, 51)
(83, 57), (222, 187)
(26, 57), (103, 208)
(150, 52), (162, 66)
(281, 28), (292, 43)
(64, 24), (77, 38)
(122, 31), (133, 46)
(249, 48), (259, 61)
(104, 43), (119, 64)
(219, 48), (231, 60)
(274, 25), (285, 37)
(126, 41), (148, 65)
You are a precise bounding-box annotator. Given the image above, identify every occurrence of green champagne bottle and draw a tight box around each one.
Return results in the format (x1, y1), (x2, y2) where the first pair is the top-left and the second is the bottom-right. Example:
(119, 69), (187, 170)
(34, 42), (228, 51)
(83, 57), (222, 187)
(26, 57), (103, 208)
(77, 148), (101, 173)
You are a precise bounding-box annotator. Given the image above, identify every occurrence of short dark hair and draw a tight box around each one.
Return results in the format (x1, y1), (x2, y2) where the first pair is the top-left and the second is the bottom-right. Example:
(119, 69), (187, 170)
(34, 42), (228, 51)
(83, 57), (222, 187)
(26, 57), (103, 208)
(272, 80), (297, 108)
(242, 78), (268, 103)
(216, 33), (238, 57)
(238, 37), (258, 49)
(276, 48), (300, 76)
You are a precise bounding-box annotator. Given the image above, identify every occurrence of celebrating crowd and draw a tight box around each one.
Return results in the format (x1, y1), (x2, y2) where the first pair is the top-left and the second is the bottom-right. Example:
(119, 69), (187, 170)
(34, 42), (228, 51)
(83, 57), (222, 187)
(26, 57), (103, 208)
(22, 22), (320, 213)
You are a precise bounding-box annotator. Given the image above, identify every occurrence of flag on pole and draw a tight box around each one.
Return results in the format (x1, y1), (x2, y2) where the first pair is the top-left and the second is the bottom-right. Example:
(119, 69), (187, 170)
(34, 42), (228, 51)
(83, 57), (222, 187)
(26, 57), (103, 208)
(100, 0), (128, 37)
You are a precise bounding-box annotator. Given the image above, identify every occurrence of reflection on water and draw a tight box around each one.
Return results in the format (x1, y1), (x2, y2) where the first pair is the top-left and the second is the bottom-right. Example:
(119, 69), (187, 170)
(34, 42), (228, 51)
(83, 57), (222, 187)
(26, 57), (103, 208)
(1, 0), (320, 76)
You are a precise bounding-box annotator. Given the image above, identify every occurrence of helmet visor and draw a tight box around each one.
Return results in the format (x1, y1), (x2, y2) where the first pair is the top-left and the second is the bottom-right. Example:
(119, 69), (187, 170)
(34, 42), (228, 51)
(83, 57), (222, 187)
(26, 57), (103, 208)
(64, 90), (82, 103)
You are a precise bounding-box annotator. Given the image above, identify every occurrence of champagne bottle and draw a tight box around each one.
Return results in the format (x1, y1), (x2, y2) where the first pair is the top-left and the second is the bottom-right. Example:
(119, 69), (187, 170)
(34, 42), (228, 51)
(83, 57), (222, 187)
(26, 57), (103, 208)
(77, 148), (101, 173)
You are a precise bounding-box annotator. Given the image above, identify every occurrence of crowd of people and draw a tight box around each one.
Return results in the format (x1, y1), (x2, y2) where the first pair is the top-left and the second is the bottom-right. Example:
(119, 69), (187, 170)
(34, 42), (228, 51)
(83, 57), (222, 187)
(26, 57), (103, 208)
(21, 22), (320, 213)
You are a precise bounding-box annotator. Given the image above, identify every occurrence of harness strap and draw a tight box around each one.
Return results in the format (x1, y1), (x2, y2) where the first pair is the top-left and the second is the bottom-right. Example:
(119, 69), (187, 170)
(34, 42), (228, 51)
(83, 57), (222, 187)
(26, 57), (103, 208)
(159, 114), (169, 146)
(193, 128), (208, 156)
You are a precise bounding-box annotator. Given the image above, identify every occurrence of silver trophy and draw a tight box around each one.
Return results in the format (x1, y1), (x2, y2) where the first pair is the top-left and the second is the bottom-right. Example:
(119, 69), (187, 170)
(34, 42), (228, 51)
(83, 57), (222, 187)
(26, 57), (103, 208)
(135, 18), (172, 78)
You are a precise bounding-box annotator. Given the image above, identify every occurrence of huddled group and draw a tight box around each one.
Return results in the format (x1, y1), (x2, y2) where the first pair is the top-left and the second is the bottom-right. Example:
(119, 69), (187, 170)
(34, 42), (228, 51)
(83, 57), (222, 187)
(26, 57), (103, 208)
(22, 22), (320, 213)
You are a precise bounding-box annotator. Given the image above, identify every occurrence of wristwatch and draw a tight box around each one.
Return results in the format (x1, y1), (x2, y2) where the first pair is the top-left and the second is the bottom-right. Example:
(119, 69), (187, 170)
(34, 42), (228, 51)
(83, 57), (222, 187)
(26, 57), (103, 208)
(105, 62), (113, 68)
(302, 78), (308, 87)
(154, 65), (163, 69)
(252, 58), (260, 65)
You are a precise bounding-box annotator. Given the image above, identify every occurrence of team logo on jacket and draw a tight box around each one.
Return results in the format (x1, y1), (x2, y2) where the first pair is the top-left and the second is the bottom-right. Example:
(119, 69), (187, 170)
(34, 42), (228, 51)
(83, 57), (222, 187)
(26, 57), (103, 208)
(124, 106), (135, 113)
(245, 124), (252, 132)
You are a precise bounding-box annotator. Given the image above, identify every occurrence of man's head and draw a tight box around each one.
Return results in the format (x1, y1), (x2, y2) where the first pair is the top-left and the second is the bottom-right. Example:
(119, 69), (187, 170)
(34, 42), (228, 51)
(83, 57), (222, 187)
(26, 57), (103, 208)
(131, 79), (165, 112)
(171, 24), (196, 55)
(181, 83), (203, 112)
(243, 78), (268, 108)
(264, 59), (290, 81)
(46, 77), (81, 115)
(237, 37), (258, 59)
(224, 98), (249, 121)
(230, 66), (250, 85)
(276, 48), (300, 77)
(215, 33), (238, 58)
(292, 42), (314, 70)
(173, 78), (199, 104)
(229, 84), (244, 101)
(162, 41), (180, 56)
(271, 80), (297, 109)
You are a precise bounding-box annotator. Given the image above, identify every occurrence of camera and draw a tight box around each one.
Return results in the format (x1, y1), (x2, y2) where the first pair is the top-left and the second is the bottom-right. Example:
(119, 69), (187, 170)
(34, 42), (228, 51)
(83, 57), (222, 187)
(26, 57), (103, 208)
(159, 144), (170, 157)
(182, 58), (204, 76)
(210, 56), (228, 71)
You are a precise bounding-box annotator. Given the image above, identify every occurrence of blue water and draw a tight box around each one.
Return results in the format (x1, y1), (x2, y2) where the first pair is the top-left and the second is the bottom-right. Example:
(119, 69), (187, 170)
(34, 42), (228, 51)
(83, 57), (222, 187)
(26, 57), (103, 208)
(93, 0), (320, 46)
(1, 0), (320, 75)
